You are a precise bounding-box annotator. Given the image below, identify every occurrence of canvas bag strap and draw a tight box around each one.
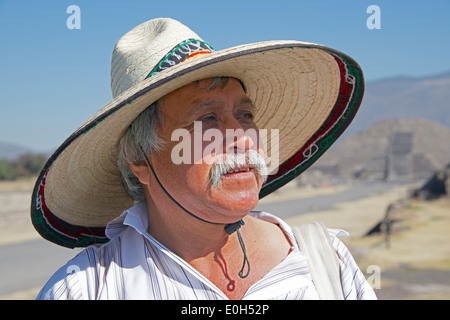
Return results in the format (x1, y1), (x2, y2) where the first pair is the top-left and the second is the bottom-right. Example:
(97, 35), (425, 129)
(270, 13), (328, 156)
(291, 222), (345, 300)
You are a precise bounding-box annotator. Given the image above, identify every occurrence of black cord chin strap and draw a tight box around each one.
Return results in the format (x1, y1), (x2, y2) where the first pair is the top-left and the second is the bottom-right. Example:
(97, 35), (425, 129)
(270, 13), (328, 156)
(139, 146), (250, 279)
(224, 219), (250, 278)
(236, 230), (250, 278)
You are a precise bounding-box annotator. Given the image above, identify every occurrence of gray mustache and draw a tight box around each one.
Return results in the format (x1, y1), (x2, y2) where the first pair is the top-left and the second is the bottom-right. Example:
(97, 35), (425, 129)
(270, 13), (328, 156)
(210, 149), (268, 188)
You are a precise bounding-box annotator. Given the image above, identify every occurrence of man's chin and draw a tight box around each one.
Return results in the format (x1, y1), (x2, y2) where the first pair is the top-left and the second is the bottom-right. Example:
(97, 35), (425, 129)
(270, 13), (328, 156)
(208, 188), (260, 216)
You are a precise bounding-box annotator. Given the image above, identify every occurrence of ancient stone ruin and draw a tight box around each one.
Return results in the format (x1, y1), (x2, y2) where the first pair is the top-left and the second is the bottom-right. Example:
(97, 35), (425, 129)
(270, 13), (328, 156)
(305, 118), (450, 184)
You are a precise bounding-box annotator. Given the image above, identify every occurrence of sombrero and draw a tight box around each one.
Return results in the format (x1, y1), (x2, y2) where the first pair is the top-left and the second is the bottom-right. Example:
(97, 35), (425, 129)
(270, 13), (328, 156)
(31, 18), (364, 248)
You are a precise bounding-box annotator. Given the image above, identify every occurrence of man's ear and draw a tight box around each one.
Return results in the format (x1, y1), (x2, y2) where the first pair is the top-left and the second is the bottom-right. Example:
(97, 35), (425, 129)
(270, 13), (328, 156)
(127, 162), (151, 186)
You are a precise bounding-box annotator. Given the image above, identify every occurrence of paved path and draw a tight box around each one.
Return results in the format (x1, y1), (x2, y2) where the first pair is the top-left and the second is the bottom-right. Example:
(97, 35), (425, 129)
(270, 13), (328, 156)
(256, 182), (396, 218)
(0, 239), (77, 297)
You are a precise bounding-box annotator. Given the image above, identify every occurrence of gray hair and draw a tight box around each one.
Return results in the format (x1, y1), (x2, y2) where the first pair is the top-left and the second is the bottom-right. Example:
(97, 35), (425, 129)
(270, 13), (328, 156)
(117, 101), (164, 202)
(117, 77), (234, 202)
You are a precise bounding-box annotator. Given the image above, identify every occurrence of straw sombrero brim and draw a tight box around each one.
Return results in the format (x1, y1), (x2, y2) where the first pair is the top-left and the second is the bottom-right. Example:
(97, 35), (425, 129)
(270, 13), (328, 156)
(31, 40), (364, 248)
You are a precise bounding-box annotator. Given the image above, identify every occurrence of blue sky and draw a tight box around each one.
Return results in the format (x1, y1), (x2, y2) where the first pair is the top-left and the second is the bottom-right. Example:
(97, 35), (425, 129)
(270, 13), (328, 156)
(1, 0), (449, 152)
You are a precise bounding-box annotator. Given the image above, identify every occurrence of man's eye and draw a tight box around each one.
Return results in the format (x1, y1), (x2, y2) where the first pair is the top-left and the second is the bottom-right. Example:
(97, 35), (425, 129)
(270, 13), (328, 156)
(239, 111), (254, 120)
(200, 114), (217, 122)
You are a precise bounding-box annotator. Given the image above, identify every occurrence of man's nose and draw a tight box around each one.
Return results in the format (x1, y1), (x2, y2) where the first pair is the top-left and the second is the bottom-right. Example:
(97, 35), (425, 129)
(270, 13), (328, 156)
(223, 118), (257, 154)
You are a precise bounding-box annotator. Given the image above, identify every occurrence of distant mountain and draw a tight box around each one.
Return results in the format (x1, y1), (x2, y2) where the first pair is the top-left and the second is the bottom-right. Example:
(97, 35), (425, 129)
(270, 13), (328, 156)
(345, 71), (450, 136)
(309, 118), (450, 183)
(0, 142), (34, 160)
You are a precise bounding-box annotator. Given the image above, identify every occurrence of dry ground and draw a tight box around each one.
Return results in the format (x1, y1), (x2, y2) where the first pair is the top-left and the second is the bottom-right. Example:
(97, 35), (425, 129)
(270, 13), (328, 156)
(283, 186), (450, 299)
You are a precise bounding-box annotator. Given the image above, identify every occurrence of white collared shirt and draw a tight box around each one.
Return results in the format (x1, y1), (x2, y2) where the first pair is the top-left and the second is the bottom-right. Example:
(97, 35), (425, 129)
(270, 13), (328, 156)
(36, 202), (377, 300)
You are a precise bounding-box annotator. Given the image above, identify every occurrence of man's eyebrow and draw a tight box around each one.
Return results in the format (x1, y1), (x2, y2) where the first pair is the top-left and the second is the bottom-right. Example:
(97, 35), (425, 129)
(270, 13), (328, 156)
(187, 97), (255, 116)
(239, 97), (256, 111)
(187, 99), (222, 116)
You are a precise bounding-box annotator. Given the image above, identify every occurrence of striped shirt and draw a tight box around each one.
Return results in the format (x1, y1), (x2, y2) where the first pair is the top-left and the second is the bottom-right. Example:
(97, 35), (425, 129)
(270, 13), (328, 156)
(36, 202), (377, 300)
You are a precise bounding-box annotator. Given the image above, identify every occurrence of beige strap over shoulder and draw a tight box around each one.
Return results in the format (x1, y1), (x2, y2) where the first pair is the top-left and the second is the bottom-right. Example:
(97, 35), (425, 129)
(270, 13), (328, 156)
(291, 221), (345, 300)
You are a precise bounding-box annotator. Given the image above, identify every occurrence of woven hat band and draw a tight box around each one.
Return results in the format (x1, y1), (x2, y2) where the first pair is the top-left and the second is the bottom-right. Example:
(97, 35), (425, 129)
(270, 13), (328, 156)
(146, 39), (214, 79)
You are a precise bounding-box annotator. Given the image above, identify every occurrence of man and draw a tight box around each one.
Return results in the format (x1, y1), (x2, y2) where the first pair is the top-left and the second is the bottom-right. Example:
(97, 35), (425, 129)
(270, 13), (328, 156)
(33, 18), (376, 299)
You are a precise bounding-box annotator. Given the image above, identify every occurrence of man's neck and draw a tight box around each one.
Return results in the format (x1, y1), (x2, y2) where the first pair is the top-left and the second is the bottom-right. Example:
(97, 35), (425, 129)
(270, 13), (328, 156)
(144, 195), (246, 262)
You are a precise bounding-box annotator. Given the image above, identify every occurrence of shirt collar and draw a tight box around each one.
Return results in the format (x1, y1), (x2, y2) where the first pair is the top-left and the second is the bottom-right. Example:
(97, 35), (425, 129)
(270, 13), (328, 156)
(105, 201), (149, 239)
(105, 201), (300, 245)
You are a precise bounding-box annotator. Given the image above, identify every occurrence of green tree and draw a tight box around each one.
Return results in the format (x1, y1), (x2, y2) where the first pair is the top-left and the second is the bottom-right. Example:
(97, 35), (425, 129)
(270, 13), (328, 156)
(0, 159), (13, 180)
(0, 153), (47, 181)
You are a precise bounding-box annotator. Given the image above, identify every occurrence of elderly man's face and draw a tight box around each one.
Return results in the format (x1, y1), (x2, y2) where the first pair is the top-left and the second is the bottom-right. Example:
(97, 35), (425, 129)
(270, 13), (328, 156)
(151, 78), (266, 223)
